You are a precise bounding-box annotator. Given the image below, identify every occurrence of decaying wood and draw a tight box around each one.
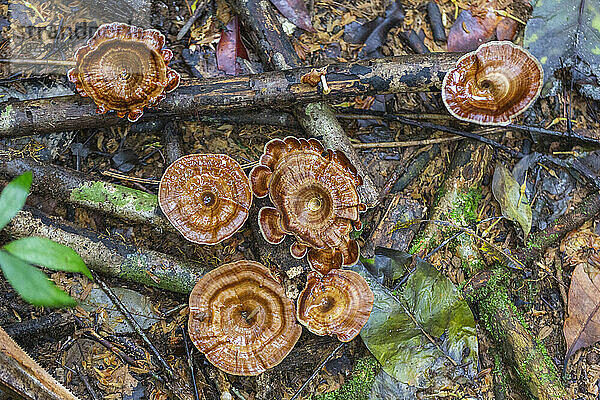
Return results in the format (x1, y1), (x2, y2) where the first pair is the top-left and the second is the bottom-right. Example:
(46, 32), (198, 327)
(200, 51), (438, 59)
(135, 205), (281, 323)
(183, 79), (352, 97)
(464, 271), (569, 400)
(4, 209), (203, 294)
(0, 157), (176, 235)
(229, 0), (380, 206)
(0, 325), (81, 400)
(0, 53), (461, 145)
(416, 141), (493, 273)
(414, 142), (568, 398)
(516, 190), (600, 265)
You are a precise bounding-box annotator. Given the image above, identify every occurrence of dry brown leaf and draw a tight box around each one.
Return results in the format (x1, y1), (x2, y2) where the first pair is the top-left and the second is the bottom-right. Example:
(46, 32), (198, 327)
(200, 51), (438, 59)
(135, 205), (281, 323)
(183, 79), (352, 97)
(564, 261), (600, 361)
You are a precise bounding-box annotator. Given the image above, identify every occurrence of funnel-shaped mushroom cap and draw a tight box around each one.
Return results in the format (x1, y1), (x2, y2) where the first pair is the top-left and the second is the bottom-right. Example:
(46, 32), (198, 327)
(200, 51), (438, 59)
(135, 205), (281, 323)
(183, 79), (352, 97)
(442, 41), (543, 126)
(297, 270), (374, 342)
(159, 154), (252, 245)
(188, 260), (302, 376)
(251, 137), (365, 267)
(68, 22), (180, 122)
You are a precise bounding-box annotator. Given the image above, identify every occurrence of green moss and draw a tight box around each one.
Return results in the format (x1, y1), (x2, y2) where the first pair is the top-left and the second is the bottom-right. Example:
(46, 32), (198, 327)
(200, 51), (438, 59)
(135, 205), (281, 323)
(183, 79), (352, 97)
(449, 187), (481, 225)
(312, 356), (380, 400)
(70, 181), (157, 212)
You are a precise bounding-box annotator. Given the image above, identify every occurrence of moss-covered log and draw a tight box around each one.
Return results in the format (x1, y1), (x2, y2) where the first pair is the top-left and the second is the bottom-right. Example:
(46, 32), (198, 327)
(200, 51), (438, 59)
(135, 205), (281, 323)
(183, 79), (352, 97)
(4, 209), (202, 293)
(228, 0), (381, 206)
(0, 157), (176, 234)
(409, 141), (568, 398)
(464, 270), (569, 400)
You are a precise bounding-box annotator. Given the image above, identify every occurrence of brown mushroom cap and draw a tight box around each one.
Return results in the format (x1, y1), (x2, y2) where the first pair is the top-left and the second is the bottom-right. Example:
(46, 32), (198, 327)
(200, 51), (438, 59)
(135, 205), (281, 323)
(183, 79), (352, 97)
(297, 269), (374, 342)
(68, 22), (180, 122)
(442, 41), (543, 126)
(188, 260), (302, 376)
(158, 154), (252, 245)
(250, 137), (365, 267)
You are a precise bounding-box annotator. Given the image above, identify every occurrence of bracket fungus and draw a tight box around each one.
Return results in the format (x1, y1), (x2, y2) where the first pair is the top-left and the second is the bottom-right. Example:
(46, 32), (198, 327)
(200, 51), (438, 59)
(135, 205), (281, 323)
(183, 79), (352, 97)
(250, 137), (366, 274)
(188, 260), (302, 376)
(68, 22), (180, 122)
(442, 41), (543, 126)
(158, 154), (252, 245)
(296, 269), (374, 342)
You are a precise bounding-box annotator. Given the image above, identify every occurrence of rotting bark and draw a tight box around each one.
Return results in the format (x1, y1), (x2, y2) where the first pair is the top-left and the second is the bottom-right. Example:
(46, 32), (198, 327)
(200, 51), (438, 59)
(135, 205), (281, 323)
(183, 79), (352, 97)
(0, 53), (461, 139)
(4, 209), (203, 293)
(515, 190), (600, 265)
(0, 157), (177, 235)
(464, 270), (570, 400)
(413, 141), (492, 274)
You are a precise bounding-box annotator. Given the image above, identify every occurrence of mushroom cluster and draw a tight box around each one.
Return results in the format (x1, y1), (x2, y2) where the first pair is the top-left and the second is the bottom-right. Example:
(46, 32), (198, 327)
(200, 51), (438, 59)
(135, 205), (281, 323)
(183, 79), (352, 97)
(68, 22), (180, 122)
(250, 136), (367, 274)
(188, 260), (301, 376)
(442, 41), (543, 126)
(157, 140), (374, 372)
(250, 137), (373, 343)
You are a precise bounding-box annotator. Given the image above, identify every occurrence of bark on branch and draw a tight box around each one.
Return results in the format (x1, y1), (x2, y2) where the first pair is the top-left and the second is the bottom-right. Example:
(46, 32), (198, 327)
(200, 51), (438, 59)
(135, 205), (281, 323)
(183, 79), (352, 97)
(4, 209), (203, 293)
(0, 53), (461, 139)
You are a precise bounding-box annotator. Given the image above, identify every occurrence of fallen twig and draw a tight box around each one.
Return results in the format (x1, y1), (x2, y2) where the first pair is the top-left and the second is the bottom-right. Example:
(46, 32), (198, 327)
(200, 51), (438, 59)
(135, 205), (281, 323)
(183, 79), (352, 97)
(289, 342), (345, 400)
(95, 274), (175, 379)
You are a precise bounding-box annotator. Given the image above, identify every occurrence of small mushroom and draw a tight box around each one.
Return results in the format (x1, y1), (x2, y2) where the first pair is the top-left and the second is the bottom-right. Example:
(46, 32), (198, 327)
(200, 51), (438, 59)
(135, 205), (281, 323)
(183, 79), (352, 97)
(188, 260), (302, 376)
(250, 137), (366, 272)
(68, 22), (180, 122)
(296, 269), (374, 342)
(442, 41), (543, 126)
(158, 154), (252, 245)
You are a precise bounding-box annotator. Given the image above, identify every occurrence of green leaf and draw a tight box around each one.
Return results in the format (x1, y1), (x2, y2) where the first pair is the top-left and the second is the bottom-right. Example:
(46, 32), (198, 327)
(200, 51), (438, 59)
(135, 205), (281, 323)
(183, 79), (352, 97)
(0, 171), (32, 231)
(4, 237), (92, 279)
(524, 0), (600, 99)
(0, 250), (76, 307)
(492, 163), (533, 239)
(349, 249), (478, 386)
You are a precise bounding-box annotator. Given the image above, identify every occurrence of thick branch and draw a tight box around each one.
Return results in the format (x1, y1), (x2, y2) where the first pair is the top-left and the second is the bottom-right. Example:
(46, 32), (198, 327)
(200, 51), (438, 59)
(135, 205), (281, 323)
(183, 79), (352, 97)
(464, 271), (569, 400)
(0, 53), (460, 141)
(4, 209), (203, 293)
(0, 157), (175, 234)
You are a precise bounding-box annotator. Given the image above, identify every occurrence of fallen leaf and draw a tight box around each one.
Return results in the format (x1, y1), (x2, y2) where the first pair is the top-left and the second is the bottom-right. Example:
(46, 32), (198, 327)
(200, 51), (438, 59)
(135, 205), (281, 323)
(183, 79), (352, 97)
(495, 17), (519, 41)
(81, 287), (160, 334)
(492, 163), (532, 239)
(524, 0), (600, 99)
(447, 7), (501, 52)
(269, 0), (316, 32)
(564, 260), (600, 361)
(359, 0), (405, 58)
(350, 248), (478, 386)
(216, 16), (249, 75)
